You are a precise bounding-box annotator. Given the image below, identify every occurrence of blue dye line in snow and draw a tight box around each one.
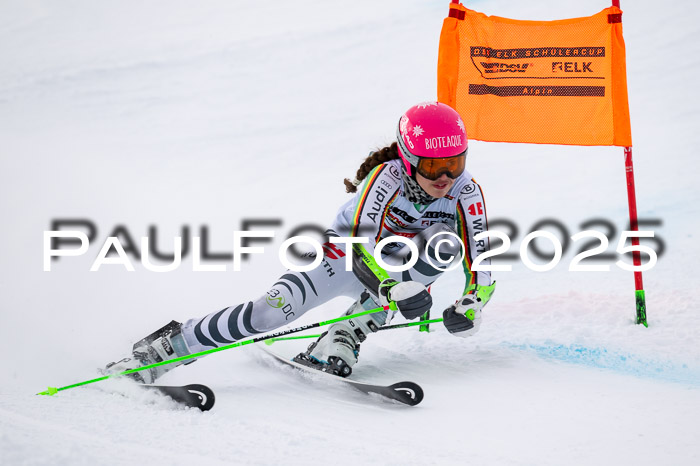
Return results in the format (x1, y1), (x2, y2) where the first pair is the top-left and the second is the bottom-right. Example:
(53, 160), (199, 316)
(507, 342), (700, 387)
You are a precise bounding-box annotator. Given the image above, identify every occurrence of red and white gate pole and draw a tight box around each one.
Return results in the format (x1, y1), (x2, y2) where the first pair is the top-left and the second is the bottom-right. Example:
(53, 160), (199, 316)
(613, 0), (647, 326)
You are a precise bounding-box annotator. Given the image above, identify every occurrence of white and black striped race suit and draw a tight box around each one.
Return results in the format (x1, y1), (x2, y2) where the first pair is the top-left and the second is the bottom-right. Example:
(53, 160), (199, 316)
(181, 159), (492, 354)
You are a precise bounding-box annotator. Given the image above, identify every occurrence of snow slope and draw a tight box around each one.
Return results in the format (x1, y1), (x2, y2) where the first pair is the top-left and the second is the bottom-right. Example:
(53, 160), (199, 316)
(1, 0), (699, 465)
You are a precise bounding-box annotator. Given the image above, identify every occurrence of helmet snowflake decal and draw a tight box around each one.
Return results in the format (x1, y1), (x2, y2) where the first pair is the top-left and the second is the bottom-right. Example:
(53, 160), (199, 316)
(456, 118), (465, 133)
(412, 125), (424, 137)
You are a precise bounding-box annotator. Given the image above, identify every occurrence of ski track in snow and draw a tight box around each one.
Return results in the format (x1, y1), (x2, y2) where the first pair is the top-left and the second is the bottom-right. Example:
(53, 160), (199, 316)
(1, 0), (700, 464)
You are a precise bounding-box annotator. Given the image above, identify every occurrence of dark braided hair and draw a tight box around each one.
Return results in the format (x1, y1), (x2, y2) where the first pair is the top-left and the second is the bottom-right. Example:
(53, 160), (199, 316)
(343, 142), (400, 193)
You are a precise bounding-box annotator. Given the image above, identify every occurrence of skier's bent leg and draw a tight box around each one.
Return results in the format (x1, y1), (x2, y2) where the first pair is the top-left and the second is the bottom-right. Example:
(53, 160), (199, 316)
(105, 262), (353, 383)
(293, 224), (462, 377)
(180, 282), (305, 354)
(104, 284), (306, 383)
(294, 290), (384, 377)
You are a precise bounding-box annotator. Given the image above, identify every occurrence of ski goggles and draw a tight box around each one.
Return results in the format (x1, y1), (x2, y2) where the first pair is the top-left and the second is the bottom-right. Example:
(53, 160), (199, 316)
(415, 152), (466, 180)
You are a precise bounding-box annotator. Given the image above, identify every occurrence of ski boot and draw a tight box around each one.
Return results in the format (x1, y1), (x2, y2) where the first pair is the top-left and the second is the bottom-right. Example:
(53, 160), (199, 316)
(293, 291), (386, 377)
(104, 320), (195, 384)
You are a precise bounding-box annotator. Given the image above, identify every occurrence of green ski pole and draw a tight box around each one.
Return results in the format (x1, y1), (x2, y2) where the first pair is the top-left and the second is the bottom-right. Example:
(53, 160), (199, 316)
(380, 317), (444, 331)
(37, 304), (396, 396)
(264, 317), (445, 344)
(419, 310), (431, 332)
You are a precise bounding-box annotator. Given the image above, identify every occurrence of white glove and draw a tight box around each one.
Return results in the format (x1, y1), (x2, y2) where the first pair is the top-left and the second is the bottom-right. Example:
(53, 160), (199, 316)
(378, 279), (432, 322)
(442, 294), (483, 338)
(442, 282), (496, 338)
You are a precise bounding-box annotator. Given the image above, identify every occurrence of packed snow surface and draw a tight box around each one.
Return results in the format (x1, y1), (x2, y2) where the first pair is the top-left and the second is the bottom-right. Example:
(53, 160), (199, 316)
(1, 0), (699, 465)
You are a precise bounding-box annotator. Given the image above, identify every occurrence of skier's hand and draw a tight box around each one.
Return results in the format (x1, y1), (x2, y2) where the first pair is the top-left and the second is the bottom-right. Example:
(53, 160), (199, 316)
(443, 294), (482, 338)
(378, 279), (432, 320)
(443, 282), (496, 338)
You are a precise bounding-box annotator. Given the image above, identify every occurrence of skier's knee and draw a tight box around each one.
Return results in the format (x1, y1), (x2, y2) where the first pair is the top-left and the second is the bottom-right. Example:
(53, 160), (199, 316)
(249, 284), (302, 331)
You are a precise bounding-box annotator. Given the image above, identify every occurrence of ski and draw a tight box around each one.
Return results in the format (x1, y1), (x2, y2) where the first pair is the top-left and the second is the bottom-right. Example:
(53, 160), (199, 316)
(263, 349), (424, 406)
(139, 383), (216, 411)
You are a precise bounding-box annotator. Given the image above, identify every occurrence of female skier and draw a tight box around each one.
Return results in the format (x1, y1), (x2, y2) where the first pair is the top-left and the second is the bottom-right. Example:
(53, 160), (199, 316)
(106, 101), (495, 381)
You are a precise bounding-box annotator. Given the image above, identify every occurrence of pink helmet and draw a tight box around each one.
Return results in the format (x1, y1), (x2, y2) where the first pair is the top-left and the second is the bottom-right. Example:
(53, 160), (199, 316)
(396, 102), (468, 180)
